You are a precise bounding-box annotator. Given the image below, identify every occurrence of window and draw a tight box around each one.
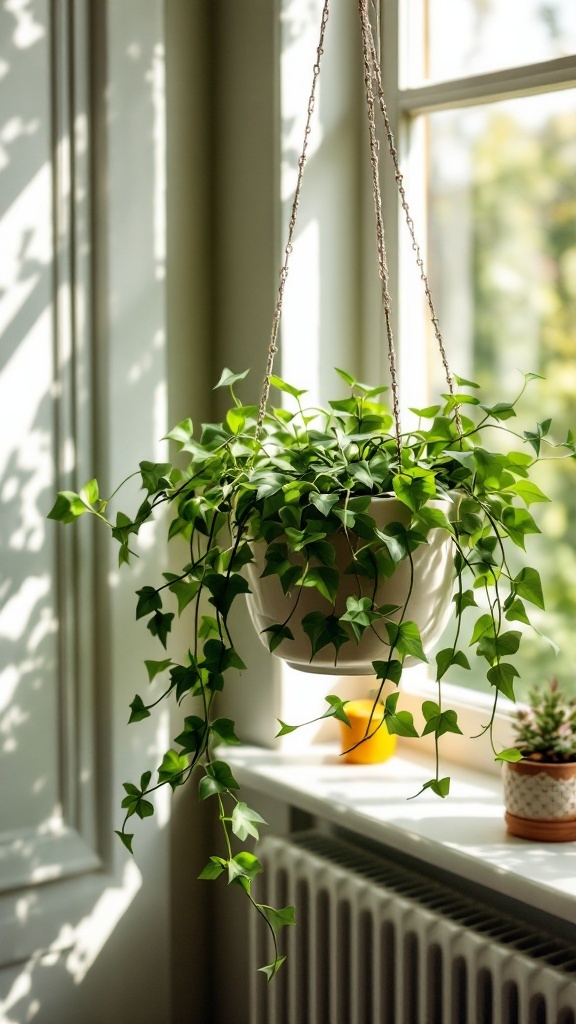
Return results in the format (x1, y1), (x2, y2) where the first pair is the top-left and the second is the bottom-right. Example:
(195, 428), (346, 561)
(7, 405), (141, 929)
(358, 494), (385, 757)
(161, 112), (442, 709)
(380, 0), (576, 697)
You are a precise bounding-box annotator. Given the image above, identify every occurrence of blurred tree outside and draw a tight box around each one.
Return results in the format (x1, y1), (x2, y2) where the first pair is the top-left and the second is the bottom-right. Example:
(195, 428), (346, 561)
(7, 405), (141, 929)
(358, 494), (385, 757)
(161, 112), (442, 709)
(427, 94), (576, 697)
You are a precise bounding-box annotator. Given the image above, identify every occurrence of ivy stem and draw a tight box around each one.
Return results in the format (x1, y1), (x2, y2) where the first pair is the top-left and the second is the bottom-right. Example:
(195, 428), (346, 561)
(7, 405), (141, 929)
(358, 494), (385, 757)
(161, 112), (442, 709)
(218, 794), (233, 860)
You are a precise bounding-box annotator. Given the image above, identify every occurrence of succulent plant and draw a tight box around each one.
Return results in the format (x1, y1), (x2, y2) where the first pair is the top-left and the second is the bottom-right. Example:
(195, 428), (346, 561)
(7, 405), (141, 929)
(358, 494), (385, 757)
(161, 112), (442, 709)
(512, 679), (576, 763)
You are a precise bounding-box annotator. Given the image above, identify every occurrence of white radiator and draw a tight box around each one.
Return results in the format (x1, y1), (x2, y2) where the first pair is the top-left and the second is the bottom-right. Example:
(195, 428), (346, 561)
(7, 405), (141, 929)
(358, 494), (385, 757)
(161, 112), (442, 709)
(250, 831), (576, 1024)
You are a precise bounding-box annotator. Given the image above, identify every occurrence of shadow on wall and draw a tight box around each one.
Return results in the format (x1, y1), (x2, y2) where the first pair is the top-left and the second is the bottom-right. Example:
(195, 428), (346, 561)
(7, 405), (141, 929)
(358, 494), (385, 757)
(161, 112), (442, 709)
(0, 1), (182, 1021)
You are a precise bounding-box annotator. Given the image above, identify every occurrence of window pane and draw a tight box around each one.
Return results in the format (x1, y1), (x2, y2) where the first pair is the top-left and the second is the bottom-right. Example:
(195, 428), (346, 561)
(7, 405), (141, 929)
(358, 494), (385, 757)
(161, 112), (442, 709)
(406, 0), (576, 83)
(424, 89), (576, 696)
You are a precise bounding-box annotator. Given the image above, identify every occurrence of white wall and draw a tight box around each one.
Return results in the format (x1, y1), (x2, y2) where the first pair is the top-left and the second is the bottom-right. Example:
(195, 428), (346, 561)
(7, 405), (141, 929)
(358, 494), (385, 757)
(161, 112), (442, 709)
(0, 2), (211, 1020)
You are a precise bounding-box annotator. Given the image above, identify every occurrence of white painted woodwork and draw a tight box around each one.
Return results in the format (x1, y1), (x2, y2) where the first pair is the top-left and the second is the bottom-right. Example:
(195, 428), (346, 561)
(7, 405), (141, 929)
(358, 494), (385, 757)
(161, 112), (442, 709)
(0, 2), (196, 1020)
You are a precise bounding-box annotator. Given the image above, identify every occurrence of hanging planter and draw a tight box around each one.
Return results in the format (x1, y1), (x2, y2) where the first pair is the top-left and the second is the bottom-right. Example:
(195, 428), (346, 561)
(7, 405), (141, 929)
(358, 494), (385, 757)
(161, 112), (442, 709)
(47, 0), (575, 981)
(246, 493), (457, 674)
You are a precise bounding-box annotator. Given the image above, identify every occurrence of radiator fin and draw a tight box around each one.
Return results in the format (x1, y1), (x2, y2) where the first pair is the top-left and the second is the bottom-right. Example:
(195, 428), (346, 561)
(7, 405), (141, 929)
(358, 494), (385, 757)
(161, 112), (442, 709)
(251, 831), (576, 1024)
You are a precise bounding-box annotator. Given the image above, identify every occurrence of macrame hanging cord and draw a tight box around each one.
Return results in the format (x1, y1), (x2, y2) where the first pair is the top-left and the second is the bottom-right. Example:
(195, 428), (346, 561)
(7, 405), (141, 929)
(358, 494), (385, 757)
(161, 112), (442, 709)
(256, 0), (462, 448)
(357, 0), (463, 441)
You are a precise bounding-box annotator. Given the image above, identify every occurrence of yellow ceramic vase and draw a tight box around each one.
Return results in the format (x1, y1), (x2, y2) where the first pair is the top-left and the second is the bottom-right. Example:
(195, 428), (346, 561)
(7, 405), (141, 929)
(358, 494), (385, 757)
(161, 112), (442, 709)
(340, 699), (397, 764)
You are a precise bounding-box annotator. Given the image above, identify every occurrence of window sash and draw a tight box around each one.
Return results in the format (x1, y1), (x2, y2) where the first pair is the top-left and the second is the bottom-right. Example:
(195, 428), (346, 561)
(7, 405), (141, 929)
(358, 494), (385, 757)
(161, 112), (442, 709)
(371, 1), (576, 750)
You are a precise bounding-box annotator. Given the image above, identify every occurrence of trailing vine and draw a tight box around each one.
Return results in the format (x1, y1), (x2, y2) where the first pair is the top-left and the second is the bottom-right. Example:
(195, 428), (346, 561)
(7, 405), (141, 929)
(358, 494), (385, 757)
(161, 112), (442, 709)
(49, 365), (574, 977)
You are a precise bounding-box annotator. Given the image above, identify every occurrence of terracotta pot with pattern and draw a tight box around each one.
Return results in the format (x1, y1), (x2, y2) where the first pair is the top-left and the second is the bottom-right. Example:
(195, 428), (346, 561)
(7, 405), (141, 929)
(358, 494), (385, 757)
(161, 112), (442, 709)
(502, 759), (576, 842)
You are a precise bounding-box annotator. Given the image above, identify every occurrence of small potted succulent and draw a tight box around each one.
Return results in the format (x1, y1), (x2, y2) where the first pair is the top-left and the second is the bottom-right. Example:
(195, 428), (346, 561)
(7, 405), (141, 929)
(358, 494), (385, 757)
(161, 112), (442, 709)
(503, 679), (576, 841)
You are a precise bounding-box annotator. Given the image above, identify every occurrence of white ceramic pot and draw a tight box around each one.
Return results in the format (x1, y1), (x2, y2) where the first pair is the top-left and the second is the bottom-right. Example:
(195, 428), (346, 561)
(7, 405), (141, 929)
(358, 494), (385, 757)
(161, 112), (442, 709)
(502, 759), (576, 842)
(245, 494), (456, 675)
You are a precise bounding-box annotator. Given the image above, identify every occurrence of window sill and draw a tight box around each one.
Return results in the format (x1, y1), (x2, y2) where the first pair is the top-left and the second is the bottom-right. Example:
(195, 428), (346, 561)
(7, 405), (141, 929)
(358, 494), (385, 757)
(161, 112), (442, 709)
(224, 743), (576, 927)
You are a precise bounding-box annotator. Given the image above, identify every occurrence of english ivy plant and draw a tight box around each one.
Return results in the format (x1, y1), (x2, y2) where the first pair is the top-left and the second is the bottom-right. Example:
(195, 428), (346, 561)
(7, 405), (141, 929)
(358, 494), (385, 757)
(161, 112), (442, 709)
(48, 366), (574, 977)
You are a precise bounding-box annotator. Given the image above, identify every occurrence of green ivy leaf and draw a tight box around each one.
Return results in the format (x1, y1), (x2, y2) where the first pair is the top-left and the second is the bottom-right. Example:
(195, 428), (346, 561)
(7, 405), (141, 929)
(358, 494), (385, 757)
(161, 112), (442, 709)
(486, 662), (520, 700)
(412, 505), (453, 534)
(228, 851), (263, 887)
(385, 621), (428, 663)
(372, 659), (403, 685)
(514, 567), (545, 609)
(128, 694), (150, 723)
(335, 367), (356, 387)
(495, 748), (524, 763)
(169, 579), (200, 615)
(340, 595), (379, 641)
(198, 615), (220, 640)
(435, 648), (470, 681)
(147, 611), (174, 648)
(198, 760), (240, 800)
(157, 749), (188, 790)
(458, 497), (483, 535)
(174, 715), (206, 754)
(262, 623), (295, 653)
(508, 480), (550, 507)
(226, 406), (246, 435)
(269, 374), (308, 400)
(392, 469), (436, 513)
(79, 478), (99, 507)
(257, 904), (296, 936)
(201, 639), (246, 673)
(309, 492), (340, 516)
(421, 777), (451, 798)
(469, 614), (495, 646)
(347, 462), (375, 489)
(422, 708), (463, 738)
(171, 663), (202, 702)
(229, 541), (255, 572)
(302, 566), (340, 604)
(204, 573), (251, 617)
(385, 708), (419, 738)
(323, 695), (350, 726)
(259, 957), (287, 983)
(453, 589), (477, 616)
(47, 490), (88, 524)
(432, 777), (451, 797)
(375, 527), (407, 565)
(231, 802), (267, 841)
(140, 461), (171, 494)
(211, 718), (241, 745)
(409, 404), (441, 418)
(501, 507), (540, 549)
(136, 586), (162, 620)
(115, 830), (134, 854)
(275, 720), (298, 737)
(480, 401), (516, 421)
(144, 658), (173, 682)
(121, 791), (154, 819)
(477, 630), (522, 664)
(504, 598), (531, 625)
(214, 367), (250, 389)
(198, 855), (227, 880)
(164, 417), (194, 446)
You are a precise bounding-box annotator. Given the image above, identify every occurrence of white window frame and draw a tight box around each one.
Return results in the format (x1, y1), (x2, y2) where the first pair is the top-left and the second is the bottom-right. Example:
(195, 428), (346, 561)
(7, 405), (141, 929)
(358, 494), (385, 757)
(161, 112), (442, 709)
(372, 1), (576, 768)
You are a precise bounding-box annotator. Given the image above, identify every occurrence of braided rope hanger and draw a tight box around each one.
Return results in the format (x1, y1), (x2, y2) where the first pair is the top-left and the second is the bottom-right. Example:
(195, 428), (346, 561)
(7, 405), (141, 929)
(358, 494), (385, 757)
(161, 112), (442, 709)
(255, 0), (463, 450)
(360, 1), (463, 439)
(255, 0), (331, 436)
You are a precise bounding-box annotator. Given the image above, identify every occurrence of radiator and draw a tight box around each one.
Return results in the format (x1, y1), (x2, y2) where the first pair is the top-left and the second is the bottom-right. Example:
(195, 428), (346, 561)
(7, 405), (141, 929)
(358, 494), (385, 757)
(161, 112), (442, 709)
(250, 831), (576, 1024)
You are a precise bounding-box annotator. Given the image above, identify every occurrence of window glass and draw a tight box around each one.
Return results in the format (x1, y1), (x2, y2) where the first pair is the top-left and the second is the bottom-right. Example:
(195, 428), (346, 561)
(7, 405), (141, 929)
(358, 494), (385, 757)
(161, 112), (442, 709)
(423, 89), (576, 696)
(407, 0), (576, 83)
